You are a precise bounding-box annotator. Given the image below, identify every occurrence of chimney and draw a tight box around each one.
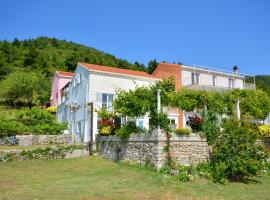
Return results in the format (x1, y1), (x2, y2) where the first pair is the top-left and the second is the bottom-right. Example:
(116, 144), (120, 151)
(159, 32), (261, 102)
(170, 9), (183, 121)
(233, 66), (238, 75)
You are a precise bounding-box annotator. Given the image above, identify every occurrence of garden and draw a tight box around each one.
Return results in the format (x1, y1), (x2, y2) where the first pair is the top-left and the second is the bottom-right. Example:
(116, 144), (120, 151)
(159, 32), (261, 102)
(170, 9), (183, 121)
(96, 78), (270, 183)
(0, 106), (67, 138)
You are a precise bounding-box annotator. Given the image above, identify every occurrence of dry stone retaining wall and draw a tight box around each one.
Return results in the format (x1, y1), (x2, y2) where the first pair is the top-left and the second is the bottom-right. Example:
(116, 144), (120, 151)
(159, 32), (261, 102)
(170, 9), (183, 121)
(0, 134), (72, 146)
(96, 131), (211, 169)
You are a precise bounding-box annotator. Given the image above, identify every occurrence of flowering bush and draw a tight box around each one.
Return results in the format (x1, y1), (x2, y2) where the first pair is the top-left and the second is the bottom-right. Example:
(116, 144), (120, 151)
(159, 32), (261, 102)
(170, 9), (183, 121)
(97, 108), (115, 136)
(46, 106), (57, 113)
(186, 115), (203, 132)
(99, 126), (112, 136)
(259, 125), (270, 138)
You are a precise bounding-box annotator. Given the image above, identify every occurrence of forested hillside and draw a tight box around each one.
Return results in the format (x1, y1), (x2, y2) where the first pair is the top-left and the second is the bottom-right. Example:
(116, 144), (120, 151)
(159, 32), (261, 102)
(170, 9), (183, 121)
(0, 37), (160, 106)
(0, 37), (148, 80)
(0, 37), (269, 107)
(255, 75), (270, 96)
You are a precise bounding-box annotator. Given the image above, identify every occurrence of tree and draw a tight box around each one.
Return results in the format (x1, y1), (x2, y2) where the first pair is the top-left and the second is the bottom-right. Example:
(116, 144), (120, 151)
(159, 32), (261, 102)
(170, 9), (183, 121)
(147, 59), (159, 74)
(0, 71), (38, 108)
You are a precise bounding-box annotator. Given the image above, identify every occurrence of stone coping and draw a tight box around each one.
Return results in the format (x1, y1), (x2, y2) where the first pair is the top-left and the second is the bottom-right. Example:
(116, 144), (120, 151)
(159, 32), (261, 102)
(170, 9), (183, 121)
(96, 132), (207, 142)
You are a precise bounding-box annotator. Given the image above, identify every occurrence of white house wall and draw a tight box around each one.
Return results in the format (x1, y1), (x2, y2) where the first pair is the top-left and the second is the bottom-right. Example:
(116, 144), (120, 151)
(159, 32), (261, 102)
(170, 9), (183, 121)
(88, 71), (157, 140)
(68, 66), (90, 143)
(182, 67), (244, 89)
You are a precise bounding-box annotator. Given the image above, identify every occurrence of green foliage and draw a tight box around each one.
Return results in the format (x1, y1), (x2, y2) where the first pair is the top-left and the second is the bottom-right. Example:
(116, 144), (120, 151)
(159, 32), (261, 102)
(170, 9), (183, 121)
(0, 37), (164, 106)
(96, 108), (115, 135)
(147, 59), (159, 73)
(16, 108), (67, 135)
(255, 75), (270, 97)
(170, 89), (270, 120)
(116, 121), (144, 140)
(0, 108), (67, 136)
(113, 87), (152, 118)
(96, 107), (115, 120)
(0, 71), (50, 107)
(175, 128), (191, 135)
(202, 111), (220, 144)
(196, 162), (212, 179)
(211, 119), (268, 182)
(0, 117), (28, 138)
(114, 77), (176, 132)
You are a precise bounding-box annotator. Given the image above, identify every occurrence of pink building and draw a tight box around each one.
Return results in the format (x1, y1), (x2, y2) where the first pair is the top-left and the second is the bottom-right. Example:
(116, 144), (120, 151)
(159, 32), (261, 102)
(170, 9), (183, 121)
(50, 71), (74, 107)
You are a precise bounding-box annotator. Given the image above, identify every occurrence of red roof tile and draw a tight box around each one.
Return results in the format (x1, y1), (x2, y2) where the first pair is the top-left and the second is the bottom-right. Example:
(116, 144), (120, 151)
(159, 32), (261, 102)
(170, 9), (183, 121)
(57, 71), (74, 77)
(79, 62), (158, 79)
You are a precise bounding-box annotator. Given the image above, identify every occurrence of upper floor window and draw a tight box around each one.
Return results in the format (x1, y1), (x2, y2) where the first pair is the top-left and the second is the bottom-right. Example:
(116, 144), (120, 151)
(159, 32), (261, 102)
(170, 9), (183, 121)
(228, 78), (234, 88)
(102, 93), (114, 111)
(212, 76), (217, 86)
(191, 73), (200, 85)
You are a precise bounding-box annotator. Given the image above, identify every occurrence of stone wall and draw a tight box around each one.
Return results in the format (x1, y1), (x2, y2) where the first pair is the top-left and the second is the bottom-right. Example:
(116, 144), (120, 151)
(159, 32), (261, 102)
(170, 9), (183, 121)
(0, 148), (88, 162)
(0, 134), (72, 146)
(96, 131), (211, 169)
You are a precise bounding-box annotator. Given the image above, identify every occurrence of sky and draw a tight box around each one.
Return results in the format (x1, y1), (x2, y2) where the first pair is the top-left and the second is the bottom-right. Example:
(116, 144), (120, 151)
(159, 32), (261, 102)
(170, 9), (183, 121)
(0, 0), (269, 75)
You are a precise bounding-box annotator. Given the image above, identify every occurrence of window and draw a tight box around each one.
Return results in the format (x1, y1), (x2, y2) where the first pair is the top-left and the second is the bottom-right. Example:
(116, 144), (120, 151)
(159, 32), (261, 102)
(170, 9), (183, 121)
(191, 73), (200, 84)
(102, 93), (114, 111)
(169, 118), (177, 130)
(138, 119), (144, 129)
(77, 122), (81, 134)
(229, 78), (234, 88)
(212, 76), (217, 86)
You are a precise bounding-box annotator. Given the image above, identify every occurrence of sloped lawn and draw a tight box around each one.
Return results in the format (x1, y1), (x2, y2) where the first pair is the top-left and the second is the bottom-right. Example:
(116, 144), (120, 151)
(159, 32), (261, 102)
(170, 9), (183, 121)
(0, 156), (269, 200)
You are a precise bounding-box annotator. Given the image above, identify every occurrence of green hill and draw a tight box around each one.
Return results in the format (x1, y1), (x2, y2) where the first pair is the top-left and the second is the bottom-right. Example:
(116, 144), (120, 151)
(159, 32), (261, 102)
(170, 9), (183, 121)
(0, 37), (146, 80)
(255, 75), (270, 96)
(0, 37), (269, 104)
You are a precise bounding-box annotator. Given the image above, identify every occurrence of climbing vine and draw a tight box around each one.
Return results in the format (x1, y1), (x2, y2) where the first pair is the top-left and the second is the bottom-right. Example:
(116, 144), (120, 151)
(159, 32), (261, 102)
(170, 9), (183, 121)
(113, 77), (270, 173)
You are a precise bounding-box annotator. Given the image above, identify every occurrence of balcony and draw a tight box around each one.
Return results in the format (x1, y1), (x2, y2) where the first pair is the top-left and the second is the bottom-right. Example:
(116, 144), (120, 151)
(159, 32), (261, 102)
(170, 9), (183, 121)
(185, 84), (231, 92)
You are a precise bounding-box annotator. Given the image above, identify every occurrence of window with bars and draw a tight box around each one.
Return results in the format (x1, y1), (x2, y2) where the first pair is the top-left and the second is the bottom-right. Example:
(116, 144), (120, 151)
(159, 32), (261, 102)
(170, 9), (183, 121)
(191, 73), (200, 84)
(229, 78), (234, 88)
(213, 75), (217, 86)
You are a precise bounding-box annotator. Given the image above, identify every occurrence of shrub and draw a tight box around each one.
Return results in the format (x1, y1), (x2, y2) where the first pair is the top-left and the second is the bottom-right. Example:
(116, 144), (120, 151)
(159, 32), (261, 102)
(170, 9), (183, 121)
(17, 108), (55, 126)
(0, 117), (28, 137)
(211, 119), (268, 182)
(16, 108), (67, 135)
(175, 128), (191, 135)
(99, 125), (112, 136)
(177, 165), (195, 182)
(202, 111), (219, 144)
(46, 106), (57, 113)
(186, 115), (203, 132)
(259, 125), (270, 138)
(97, 108), (116, 136)
(196, 162), (212, 179)
(31, 122), (67, 135)
(116, 121), (144, 140)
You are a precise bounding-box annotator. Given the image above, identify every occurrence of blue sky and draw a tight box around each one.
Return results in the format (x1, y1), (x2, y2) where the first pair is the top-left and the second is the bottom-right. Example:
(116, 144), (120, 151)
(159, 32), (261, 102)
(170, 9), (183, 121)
(0, 0), (269, 75)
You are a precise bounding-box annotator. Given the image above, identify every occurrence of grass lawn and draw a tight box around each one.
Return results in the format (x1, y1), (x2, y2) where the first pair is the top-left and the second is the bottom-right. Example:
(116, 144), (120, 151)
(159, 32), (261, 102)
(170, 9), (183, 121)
(0, 157), (270, 200)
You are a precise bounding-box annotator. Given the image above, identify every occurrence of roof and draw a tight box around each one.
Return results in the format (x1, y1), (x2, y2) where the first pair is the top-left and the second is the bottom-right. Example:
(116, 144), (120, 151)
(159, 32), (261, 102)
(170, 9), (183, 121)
(78, 62), (158, 79)
(57, 71), (74, 77)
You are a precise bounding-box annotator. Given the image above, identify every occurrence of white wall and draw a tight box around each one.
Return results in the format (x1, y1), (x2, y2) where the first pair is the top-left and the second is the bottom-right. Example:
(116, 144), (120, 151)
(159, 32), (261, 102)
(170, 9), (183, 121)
(182, 67), (244, 89)
(88, 71), (158, 140)
(67, 66), (90, 143)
